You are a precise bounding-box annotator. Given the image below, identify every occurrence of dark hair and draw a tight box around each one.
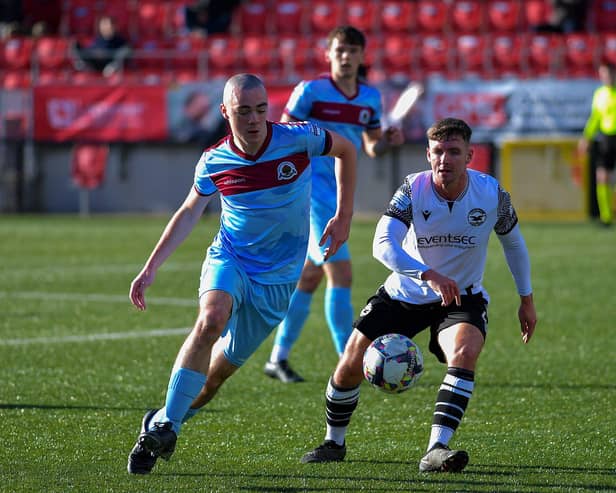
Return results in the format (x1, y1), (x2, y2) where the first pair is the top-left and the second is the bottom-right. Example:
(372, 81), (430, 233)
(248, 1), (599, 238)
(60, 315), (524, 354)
(326, 25), (366, 49)
(426, 118), (472, 143)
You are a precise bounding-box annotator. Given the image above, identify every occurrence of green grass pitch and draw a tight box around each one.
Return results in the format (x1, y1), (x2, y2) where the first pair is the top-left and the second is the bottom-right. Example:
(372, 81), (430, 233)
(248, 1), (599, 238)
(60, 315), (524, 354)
(0, 214), (614, 492)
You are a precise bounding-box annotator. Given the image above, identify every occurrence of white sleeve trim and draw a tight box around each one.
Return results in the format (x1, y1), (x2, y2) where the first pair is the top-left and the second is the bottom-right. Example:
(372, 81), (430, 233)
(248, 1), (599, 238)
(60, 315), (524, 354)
(497, 223), (533, 296)
(372, 215), (429, 280)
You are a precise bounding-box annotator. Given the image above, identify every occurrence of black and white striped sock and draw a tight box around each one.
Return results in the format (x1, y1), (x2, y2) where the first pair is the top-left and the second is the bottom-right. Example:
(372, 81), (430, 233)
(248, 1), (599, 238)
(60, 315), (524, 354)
(324, 377), (360, 446)
(427, 366), (475, 451)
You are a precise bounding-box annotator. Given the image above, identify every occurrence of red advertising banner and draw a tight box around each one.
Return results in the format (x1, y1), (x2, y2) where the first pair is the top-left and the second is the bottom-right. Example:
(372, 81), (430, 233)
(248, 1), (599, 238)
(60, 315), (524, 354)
(33, 85), (167, 142)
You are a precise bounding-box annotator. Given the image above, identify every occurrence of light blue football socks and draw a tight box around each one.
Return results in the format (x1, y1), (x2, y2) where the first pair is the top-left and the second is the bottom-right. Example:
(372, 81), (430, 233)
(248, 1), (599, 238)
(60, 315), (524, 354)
(324, 286), (353, 355)
(150, 367), (206, 434)
(270, 289), (313, 362)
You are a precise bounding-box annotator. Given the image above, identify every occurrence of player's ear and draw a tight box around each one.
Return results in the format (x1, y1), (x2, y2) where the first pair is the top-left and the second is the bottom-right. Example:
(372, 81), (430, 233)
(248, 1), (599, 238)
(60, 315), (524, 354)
(220, 103), (228, 120)
(466, 147), (474, 163)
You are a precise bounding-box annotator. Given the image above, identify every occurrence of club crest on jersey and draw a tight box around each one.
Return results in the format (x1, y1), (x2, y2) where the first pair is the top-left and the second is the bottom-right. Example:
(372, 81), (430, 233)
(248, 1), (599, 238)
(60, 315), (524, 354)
(468, 208), (487, 226)
(277, 161), (298, 180)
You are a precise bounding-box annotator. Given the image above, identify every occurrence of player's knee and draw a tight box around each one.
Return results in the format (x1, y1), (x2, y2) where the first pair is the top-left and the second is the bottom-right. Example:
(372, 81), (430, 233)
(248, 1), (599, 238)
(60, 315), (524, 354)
(193, 308), (228, 342)
(325, 261), (352, 287)
(297, 265), (323, 292)
(448, 342), (482, 368)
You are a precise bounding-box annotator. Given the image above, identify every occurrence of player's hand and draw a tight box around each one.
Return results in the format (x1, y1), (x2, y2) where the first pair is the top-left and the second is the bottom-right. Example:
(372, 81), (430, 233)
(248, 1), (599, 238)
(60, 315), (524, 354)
(422, 269), (461, 307)
(577, 138), (589, 156)
(384, 126), (405, 147)
(518, 294), (537, 344)
(129, 268), (156, 311)
(320, 214), (352, 261)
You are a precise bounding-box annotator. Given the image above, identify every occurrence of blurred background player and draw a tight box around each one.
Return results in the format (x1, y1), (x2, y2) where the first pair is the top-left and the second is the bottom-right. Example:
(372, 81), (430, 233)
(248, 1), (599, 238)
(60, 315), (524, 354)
(263, 25), (406, 383)
(578, 62), (616, 227)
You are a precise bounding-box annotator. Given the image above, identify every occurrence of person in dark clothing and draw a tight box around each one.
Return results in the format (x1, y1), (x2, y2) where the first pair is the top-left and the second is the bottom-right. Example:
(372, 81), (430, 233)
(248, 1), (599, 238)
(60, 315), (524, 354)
(183, 0), (241, 36)
(74, 15), (131, 76)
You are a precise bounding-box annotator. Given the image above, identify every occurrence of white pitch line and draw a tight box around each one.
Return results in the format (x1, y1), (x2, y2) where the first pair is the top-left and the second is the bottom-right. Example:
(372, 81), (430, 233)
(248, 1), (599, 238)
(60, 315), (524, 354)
(0, 291), (196, 307)
(0, 327), (191, 346)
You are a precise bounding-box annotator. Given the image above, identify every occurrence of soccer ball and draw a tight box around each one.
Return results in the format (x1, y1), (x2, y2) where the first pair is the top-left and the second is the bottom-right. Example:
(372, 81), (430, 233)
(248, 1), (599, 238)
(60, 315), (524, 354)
(363, 333), (424, 394)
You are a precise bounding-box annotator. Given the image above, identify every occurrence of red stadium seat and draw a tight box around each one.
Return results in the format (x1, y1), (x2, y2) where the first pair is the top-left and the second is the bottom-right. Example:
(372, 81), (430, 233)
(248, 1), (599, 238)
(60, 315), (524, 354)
(451, 1), (485, 33)
(133, 38), (171, 70)
(207, 35), (241, 77)
(417, 0), (450, 33)
(380, 1), (416, 33)
(522, 0), (552, 29)
(381, 34), (416, 78)
(34, 36), (72, 70)
(486, 0), (521, 32)
(63, 0), (97, 37)
(418, 34), (453, 77)
(273, 1), (307, 35)
(169, 35), (208, 72)
(134, 2), (170, 39)
(344, 1), (378, 33)
(603, 33), (616, 66)
(591, 0), (616, 32)
(563, 33), (600, 78)
(524, 33), (564, 77)
(278, 35), (313, 79)
(489, 33), (526, 78)
(1, 37), (34, 70)
(1, 69), (32, 89)
(310, 1), (344, 34)
(232, 0), (270, 35)
(36, 68), (70, 85)
(455, 34), (489, 78)
(242, 35), (278, 74)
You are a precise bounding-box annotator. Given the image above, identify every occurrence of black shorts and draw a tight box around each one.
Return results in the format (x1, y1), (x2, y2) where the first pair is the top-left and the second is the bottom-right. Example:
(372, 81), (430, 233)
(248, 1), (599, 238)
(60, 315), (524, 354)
(595, 133), (616, 171)
(353, 286), (488, 364)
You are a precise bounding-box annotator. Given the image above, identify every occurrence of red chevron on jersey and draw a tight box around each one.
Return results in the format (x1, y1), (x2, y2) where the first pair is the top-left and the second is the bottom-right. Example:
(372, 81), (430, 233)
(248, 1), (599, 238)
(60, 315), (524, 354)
(310, 101), (374, 126)
(209, 153), (310, 196)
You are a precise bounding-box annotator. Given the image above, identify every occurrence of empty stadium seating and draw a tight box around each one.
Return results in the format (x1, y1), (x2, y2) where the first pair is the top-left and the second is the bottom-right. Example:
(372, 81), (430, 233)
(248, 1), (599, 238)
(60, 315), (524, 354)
(416, 0), (450, 33)
(487, 0), (522, 32)
(451, 1), (486, 33)
(2, 0), (612, 87)
(380, 1), (417, 33)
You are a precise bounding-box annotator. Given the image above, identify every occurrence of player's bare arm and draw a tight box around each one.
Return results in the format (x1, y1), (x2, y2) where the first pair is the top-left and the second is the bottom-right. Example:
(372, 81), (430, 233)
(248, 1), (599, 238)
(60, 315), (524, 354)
(518, 293), (537, 344)
(129, 187), (212, 310)
(363, 127), (404, 158)
(319, 131), (357, 259)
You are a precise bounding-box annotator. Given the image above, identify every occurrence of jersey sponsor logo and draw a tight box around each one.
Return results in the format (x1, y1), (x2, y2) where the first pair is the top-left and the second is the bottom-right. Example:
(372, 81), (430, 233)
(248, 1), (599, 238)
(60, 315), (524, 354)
(417, 234), (477, 247)
(468, 208), (487, 226)
(210, 153), (309, 196)
(277, 161), (298, 180)
(311, 101), (374, 126)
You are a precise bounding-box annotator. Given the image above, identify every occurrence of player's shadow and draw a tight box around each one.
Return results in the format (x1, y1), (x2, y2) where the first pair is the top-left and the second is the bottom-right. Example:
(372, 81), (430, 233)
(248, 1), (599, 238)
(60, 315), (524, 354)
(0, 402), (226, 413)
(164, 464), (614, 492)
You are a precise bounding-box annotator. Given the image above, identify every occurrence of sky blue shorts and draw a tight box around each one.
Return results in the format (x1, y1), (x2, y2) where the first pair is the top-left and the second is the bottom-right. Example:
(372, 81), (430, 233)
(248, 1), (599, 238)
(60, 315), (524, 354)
(199, 247), (295, 367)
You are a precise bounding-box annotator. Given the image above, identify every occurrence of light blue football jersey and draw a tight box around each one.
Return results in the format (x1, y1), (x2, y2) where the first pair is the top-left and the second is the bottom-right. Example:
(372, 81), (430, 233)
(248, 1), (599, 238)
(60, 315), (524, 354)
(283, 76), (383, 212)
(193, 121), (332, 284)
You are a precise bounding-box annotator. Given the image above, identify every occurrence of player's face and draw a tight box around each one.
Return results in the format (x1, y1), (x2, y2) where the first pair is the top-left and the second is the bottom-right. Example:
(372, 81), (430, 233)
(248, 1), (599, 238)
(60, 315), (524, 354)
(221, 85), (268, 153)
(326, 37), (364, 80)
(427, 136), (473, 195)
